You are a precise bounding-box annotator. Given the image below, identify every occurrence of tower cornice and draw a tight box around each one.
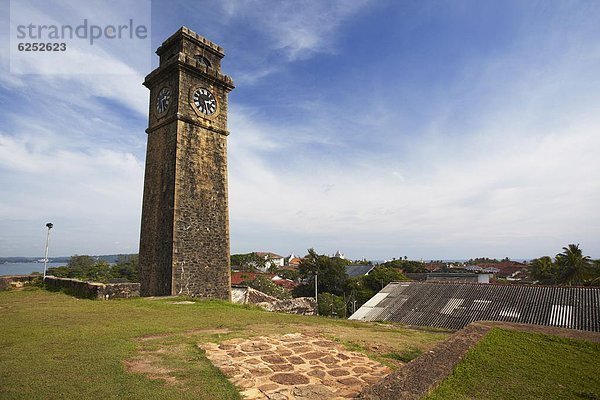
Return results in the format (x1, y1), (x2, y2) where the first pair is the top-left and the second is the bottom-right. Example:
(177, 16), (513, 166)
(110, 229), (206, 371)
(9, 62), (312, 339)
(144, 52), (234, 91)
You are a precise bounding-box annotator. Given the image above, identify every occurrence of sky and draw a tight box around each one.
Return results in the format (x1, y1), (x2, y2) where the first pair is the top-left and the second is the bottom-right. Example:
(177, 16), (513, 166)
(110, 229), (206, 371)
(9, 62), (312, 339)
(0, 0), (599, 260)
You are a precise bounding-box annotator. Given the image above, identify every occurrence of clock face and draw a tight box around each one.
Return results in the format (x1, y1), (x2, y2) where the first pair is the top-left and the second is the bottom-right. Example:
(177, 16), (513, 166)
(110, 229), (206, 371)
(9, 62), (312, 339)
(193, 88), (217, 115)
(156, 87), (171, 114)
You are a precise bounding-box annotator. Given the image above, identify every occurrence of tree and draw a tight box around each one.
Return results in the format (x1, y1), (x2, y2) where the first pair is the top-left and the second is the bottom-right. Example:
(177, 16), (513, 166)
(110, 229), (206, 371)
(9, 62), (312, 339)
(344, 267), (409, 314)
(113, 254), (139, 282)
(317, 292), (346, 318)
(528, 256), (557, 285)
(555, 244), (592, 285)
(380, 259), (426, 273)
(362, 266), (409, 292)
(275, 268), (299, 282)
(48, 254), (140, 283)
(245, 275), (291, 300)
(230, 253), (267, 272)
(296, 249), (348, 296)
(344, 277), (376, 313)
(67, 255), (95, 277)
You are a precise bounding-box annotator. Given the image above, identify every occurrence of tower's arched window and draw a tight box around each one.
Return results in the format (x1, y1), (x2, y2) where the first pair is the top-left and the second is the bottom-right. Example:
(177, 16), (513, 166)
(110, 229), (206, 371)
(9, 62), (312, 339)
(195, 55), (211, 68)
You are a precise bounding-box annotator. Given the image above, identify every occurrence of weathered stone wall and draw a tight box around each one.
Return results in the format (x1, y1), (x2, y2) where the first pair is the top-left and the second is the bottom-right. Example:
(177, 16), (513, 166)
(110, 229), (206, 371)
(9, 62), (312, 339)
(231, 286), (317, 316)
(139, 119), (177, 296)
(44, 276), (140, 300)
(257, 298), (317, 316)
(139, 27), (232, 300)
(0, 275), (39, 290)
(171, 121), (230, 299)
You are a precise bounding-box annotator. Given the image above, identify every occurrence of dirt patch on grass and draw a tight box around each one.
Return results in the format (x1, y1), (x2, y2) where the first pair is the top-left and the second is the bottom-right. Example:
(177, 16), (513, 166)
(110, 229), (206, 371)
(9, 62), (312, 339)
(123, 350), (180, 385)
(138, 328), (231, 341)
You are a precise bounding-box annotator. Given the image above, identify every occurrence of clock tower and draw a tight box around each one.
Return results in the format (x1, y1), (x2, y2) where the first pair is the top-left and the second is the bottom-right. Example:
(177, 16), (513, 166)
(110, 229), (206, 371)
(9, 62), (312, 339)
(139, 27), (234, 299)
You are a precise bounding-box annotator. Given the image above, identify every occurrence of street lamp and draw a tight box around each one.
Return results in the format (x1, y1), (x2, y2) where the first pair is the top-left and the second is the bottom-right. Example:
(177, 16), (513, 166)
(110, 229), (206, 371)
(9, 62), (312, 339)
(43, 223), (53, 280)
(314, 271), (318, 316)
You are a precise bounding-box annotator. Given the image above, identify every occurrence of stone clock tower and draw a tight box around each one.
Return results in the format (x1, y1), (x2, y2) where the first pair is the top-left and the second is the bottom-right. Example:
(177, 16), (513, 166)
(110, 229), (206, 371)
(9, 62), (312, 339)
(139, 27), (234, 299)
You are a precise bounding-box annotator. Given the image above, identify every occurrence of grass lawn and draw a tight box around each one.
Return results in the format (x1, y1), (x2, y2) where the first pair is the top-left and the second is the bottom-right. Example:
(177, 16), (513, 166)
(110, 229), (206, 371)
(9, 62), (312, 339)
(426, 328), (600, 400)
(0, 288), (447, 399)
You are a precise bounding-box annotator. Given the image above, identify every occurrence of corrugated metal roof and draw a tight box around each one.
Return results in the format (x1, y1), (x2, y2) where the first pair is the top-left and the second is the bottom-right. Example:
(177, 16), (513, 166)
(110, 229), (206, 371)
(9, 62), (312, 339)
(349, 282), (600, 332)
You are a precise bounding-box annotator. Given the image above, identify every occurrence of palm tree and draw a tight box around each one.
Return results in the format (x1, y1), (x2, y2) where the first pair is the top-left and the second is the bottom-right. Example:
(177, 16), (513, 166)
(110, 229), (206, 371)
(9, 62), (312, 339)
(555, 244), (592, 285)
(528, 256), (557, 284)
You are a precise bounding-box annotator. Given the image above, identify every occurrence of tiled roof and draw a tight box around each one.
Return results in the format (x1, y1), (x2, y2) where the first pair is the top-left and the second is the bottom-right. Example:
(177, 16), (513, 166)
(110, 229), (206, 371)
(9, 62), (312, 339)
(230, 271), (297, 289)
(346, 264), (375, 278)
(349, 282), (600, 332)
(255, 252), (284, 259)
(288, 258), (302, 265)
(479, 261), (527, 278)
(230, 272), (274, 285)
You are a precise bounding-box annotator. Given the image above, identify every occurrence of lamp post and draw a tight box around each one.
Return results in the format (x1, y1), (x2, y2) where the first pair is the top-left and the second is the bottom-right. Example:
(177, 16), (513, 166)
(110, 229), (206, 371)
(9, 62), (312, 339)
(314, 271), (318, 316)
(43, 223), (53, 280)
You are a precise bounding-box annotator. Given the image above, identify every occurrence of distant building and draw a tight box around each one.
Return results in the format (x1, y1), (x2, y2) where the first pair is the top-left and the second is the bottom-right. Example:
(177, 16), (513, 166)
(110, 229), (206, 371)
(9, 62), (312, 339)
(230, 271), (297, 289)
(406, 272), (491, 284)
(333, 250), (346, 259)
(254, 252), (285, 272)
(287, 257), (302, 268)
(479, 261), (528, 281)
(284, 253), (302, 268)
(346, 264), (375, 278)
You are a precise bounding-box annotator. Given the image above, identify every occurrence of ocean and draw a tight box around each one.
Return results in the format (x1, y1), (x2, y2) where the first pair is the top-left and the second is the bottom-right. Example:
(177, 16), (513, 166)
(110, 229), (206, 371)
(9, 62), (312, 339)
(0, 262), (66, 276)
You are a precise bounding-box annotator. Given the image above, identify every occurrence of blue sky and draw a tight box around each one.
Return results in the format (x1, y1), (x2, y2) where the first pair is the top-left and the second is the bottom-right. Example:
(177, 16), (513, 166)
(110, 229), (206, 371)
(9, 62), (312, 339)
(0, 0), (599, 260)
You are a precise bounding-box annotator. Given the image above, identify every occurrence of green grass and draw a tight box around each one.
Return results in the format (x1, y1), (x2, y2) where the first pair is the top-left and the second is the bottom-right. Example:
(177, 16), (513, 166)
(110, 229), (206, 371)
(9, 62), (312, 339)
(426, 328), (600, 400)
(0, 288), (447, 399)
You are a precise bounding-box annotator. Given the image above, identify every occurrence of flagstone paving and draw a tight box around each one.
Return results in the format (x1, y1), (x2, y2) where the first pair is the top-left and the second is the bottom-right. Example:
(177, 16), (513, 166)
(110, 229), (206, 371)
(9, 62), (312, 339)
(199, 333), (391, 399)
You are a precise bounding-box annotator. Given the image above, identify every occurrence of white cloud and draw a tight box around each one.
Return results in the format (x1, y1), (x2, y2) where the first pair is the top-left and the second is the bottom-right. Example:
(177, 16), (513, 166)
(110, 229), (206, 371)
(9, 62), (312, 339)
(0, 131), (144, 256)
(228, 66), (600, 259)
(214, 0), (373, 84)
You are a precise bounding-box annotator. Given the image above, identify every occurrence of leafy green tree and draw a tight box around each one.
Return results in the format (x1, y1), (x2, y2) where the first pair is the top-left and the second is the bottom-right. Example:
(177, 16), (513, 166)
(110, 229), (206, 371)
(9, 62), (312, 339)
(245, 275), (291, 300)
(274, 268), (299, 281)
(87, 261), (112, 282)
(363, 266), (409, 292)
(380, 259), (426, 273)
(466, 257), (500, 265)
(113, 254), (139, 282)
(589, 260), (600, 286)
(317, 292), (346, 318)
(528, 256), (557, 285)
(555, 244), (592, 285)
(48, 254), (140, 283)
(230, 253), (268, 272)
(344, 267), (409, 314)
(67, 255), (95, 277)
(297, 249), (348, 296)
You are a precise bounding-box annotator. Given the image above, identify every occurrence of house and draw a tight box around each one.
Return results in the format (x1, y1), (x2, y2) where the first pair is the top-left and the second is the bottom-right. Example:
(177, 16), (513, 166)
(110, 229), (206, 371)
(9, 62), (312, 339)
(423, 262), (445, 272)
(333, 250), (346, 259)
(230, 271), (297, 289)
(479, 261), (528, 280)
(287, 257), (302, 268)
(285, 253), (302, 268)
(346, 264), (374, 278)
(254, 252), (285, 272)
(405, 272), (491, 284)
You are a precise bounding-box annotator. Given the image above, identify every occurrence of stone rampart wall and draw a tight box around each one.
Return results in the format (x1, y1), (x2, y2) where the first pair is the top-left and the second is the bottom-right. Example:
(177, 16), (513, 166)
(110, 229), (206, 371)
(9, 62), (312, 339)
(44, 276), (140, 300)
(231, 286), (316, 315)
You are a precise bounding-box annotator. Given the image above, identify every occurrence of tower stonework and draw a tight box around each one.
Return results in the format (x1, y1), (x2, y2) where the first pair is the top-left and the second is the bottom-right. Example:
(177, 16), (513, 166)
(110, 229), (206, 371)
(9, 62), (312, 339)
(139, 27), (234, 299)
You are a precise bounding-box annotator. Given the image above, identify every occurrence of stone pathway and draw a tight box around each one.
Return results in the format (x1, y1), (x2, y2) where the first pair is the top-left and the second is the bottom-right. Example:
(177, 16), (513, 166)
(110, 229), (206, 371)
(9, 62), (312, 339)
(199, 333), (391, 399)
